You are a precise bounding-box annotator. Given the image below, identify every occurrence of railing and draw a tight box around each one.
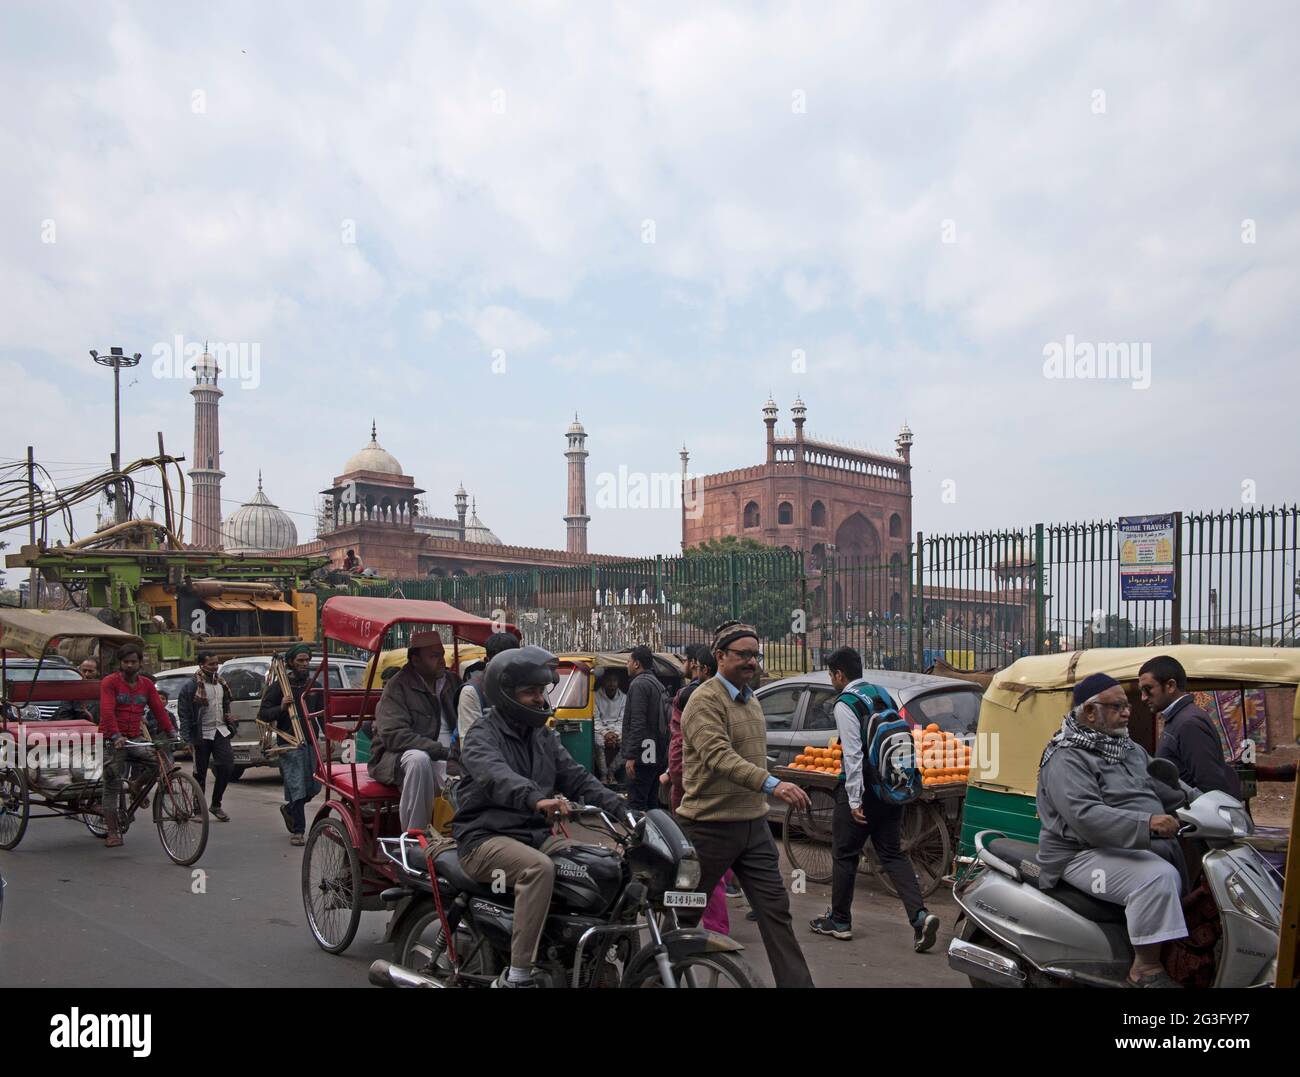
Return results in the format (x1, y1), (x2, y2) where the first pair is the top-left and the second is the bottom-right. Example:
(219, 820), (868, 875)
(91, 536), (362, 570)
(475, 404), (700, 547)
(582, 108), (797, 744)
(319, 505), (1298, 675)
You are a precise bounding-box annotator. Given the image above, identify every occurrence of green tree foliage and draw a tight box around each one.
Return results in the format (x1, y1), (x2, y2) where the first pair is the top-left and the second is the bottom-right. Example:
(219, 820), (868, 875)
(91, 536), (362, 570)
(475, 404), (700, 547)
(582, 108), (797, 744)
(667, 537), (802, 640)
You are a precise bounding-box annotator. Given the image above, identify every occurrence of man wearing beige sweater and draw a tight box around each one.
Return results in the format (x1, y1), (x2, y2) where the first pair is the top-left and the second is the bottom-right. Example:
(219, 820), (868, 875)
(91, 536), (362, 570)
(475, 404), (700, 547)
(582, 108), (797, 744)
(677, 620), (816, 987)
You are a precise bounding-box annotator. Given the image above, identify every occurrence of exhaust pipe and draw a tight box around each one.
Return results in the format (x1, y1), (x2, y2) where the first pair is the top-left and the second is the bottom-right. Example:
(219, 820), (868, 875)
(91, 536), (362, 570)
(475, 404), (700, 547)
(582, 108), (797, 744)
(368, 959), (445, 988)
(947, 938), (1026, 987)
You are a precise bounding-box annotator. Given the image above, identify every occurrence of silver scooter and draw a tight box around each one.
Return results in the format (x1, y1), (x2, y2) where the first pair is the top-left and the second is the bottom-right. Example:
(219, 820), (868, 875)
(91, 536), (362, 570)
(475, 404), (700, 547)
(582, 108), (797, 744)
(948, 759), (1282, 988)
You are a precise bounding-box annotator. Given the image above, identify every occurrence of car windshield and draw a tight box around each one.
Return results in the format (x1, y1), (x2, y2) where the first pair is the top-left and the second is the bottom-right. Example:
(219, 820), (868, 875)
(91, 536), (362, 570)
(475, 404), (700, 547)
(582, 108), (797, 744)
(3, 666), (82, 682)
(906, 688), (982, 736)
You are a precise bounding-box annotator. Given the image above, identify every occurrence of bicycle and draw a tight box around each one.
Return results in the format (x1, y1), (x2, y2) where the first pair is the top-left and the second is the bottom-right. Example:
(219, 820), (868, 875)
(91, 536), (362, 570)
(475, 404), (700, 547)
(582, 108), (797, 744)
(90, 737), (210, 866)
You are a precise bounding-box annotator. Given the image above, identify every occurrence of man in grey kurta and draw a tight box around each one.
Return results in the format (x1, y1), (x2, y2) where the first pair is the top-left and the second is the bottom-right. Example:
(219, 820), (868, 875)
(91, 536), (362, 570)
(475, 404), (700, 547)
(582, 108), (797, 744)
(1035, 672), (1189, 988)
(369, 632), (461, 831)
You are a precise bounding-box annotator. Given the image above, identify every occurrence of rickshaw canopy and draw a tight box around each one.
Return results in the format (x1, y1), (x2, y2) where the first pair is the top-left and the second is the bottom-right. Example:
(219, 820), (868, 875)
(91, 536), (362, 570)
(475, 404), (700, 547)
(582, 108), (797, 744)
(320, 596), (520, 653)
(556, 651), (686, 678)
(0, 607), (143, 660)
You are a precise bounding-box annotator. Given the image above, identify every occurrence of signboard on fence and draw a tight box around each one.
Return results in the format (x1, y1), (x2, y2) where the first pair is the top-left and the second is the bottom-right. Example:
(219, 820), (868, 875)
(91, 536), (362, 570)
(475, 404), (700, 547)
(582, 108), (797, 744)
(1119, 513), (1176, 601)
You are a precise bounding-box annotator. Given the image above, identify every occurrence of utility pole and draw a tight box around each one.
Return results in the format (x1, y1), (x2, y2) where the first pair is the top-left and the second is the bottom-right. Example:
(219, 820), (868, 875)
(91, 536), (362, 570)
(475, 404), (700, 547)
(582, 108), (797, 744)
(91, 347), (142, 524)
(26, 445), (39, 608)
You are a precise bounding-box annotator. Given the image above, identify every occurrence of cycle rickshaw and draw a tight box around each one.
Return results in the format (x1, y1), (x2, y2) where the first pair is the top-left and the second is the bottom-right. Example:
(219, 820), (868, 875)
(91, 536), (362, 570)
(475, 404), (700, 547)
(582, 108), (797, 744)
(297, 596), (520, 953)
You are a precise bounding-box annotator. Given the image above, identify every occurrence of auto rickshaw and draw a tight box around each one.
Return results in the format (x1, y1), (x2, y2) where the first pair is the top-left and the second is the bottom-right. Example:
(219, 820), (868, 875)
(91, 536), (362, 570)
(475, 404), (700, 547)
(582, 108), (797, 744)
(549, 651), (687, 776)
(960, 645), (1300, 861)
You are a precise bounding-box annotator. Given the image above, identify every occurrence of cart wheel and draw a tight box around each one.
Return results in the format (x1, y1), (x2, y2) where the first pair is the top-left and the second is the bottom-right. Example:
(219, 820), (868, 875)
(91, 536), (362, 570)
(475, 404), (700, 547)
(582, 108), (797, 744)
(154, 770), (210, 866)
(865, 801), (951, 898)
(302, 816), (362, 954)
(0, 767), (30, 850)
(782, 787), (836, 886)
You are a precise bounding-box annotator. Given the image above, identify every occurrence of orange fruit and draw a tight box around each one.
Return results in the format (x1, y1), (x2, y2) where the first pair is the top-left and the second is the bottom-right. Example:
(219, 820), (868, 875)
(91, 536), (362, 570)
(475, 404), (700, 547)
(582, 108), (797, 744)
(925, 723), (940, 733)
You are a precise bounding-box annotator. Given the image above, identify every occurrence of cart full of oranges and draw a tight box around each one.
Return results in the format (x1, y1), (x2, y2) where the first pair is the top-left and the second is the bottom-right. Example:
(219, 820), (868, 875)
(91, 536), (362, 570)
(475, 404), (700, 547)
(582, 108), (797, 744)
(914, 723), (971, 786)
(788, 743), (842, 777)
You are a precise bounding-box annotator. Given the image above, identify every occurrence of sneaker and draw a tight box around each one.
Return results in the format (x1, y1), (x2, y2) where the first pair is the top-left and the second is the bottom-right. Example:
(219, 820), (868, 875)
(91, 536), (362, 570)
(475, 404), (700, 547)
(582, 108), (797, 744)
(211, 806), (229, 822)
(725, 883), (743, 899)
(809, 915), (852, 940)
(492, 969), (539, 989)
(279, 803), (294, 833)
(745, 910), (757, 922)
(290, 833), (305, 847)
(912, 911), (940, 953)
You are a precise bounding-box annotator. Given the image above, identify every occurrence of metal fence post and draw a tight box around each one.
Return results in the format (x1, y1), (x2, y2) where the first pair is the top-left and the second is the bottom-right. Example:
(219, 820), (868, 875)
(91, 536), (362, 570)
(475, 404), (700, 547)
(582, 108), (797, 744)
(1034, 522), (1046, 654)
(914, 531), (925, 673)
(1171, 511), (1183, 644)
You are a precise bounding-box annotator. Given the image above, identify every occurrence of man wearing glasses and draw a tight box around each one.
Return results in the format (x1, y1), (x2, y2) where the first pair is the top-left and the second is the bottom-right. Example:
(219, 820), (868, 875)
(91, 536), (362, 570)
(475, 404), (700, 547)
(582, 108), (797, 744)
(1034, 673), (1189, 988)
(675, 620), (815, 987)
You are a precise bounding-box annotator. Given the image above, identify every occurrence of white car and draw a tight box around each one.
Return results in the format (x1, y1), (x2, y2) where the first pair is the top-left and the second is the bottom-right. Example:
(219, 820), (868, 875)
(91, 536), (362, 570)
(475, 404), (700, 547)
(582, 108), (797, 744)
(155, 655), (368, 777)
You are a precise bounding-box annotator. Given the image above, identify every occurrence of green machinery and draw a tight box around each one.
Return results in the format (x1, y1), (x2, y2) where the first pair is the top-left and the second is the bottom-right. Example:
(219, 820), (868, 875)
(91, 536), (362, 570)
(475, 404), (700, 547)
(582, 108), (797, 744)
(5, 542), (329, 669)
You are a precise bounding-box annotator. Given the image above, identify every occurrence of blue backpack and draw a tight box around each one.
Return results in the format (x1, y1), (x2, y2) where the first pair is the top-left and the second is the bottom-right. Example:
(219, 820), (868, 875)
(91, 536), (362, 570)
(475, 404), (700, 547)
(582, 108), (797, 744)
(837, 683), (921, 805)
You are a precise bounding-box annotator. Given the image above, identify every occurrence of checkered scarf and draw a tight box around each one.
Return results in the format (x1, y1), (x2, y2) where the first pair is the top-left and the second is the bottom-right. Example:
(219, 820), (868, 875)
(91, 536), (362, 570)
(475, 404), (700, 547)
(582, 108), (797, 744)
(1040, 712), (1132, 769)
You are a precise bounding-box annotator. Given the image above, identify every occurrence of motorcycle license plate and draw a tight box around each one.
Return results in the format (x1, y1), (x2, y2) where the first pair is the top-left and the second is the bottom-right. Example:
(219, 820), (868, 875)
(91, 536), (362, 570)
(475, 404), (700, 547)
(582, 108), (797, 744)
(664, 891), (707, 908)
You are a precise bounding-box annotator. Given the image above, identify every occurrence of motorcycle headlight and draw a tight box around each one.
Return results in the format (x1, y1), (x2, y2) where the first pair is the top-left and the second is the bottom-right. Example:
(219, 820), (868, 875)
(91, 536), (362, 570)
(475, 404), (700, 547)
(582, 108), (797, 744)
(675, 858), (701, 891)
(1217, 806), (1254, 837)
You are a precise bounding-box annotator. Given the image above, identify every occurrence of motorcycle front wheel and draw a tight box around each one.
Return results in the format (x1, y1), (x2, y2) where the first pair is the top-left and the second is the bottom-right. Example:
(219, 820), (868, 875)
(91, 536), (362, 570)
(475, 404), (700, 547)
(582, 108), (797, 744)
(623, 951), (758, 989)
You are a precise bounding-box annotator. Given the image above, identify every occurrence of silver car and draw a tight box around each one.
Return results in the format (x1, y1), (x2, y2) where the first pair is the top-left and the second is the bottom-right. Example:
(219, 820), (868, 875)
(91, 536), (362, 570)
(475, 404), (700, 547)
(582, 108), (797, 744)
(155, 656), (368, 778)
(757, 668), (984, 818)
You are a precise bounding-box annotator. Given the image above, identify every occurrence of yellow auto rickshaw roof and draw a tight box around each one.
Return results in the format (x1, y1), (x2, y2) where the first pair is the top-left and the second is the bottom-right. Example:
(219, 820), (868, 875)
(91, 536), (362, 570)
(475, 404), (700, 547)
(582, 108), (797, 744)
(361, 644), (487, 688)
(553, 652), (686, 676)
(973, 645), (1300, 798)
(987, 645), (1300, 711)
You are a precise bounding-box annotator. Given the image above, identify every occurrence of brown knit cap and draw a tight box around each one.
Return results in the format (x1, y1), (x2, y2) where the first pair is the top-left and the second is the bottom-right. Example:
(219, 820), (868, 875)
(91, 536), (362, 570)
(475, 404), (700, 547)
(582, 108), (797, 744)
(713, 620), (758, 652)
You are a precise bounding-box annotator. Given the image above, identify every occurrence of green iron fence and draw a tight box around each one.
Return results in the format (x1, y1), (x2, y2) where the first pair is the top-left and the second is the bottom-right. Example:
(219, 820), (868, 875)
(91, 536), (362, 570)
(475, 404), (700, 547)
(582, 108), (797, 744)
(325, 504), (1298, 674)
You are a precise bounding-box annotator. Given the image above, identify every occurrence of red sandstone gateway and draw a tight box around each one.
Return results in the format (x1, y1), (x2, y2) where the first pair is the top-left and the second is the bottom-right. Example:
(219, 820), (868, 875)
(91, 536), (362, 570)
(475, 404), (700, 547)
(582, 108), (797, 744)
(0, 608), (209, 865)
(299, 595), (520, 953)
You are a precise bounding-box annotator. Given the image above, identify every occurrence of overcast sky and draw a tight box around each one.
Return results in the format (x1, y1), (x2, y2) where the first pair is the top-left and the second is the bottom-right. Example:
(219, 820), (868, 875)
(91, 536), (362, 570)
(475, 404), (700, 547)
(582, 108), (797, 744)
(1, 0), (1296, 562)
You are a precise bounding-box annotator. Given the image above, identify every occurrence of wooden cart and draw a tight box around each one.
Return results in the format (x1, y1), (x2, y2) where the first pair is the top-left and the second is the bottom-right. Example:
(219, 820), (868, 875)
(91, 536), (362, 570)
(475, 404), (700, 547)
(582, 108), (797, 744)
(773, 765), (964, 898)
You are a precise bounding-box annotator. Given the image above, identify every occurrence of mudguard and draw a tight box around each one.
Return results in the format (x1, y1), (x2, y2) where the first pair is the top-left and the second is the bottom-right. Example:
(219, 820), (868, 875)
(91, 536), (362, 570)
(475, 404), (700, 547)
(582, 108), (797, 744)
(622, 927), (744, 984)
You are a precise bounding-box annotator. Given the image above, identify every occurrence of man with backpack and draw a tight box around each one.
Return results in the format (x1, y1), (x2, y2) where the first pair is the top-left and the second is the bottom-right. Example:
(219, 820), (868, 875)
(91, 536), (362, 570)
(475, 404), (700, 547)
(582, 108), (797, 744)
(809, 646), (940, 952)
(622, 645), (669, 810)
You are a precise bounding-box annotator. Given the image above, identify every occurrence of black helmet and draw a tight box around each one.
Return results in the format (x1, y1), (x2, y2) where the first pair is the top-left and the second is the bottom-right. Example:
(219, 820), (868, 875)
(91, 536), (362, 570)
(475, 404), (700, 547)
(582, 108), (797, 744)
(484, 645), (559, 729)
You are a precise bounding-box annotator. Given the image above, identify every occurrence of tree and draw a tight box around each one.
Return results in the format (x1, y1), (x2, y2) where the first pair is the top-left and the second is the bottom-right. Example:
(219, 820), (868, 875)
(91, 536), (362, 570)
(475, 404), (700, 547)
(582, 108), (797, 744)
(667, 536), (802, 641)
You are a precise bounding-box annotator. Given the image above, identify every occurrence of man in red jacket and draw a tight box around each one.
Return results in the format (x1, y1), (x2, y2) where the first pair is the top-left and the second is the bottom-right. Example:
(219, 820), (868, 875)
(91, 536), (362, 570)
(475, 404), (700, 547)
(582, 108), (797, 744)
(99, 644), (176, 848)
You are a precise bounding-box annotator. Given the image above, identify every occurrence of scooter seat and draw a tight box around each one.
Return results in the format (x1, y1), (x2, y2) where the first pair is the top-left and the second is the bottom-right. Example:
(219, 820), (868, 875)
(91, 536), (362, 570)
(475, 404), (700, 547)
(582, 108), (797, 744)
(985, 837), (1126, 924)
(987, 837), (1040, 879)
(432, 849), (511, 900)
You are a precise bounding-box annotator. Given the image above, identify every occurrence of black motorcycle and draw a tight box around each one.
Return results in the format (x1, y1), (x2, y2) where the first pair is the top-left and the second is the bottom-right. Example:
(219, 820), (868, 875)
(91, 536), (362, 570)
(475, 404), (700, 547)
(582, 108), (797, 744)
(369, 806), (757, 989)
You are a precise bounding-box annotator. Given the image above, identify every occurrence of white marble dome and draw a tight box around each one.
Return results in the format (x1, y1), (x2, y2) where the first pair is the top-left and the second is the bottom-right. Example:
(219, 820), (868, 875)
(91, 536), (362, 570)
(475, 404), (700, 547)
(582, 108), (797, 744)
(222, 475), (298, 553)
(343, 423), (403, 476)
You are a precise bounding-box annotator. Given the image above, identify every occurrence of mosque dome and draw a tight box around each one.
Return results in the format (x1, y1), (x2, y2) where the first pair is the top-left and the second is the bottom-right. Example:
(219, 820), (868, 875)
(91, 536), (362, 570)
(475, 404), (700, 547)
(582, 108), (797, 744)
(343, 422), (403, 476)
(221, 474), (298, 553)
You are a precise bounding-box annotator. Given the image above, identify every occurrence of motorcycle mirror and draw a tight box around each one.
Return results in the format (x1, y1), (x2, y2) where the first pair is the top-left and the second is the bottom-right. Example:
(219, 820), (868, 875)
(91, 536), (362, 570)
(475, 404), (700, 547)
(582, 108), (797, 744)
(1147, 757), (1180, 788)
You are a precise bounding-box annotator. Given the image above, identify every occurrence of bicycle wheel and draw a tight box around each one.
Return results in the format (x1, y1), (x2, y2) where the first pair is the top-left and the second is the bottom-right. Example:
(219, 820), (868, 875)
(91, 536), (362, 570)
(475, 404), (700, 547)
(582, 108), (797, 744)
(153, 770), (209, 865)
(781, 787), (836, 885)
(0, 767), (29, 850)
(302, 816), (362, 954)
(624, 950), (758, 988)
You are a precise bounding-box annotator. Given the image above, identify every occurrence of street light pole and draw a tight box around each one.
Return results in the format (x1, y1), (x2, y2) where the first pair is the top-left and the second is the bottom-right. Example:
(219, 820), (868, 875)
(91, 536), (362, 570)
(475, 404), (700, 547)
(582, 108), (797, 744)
(90, 347), (142, 524)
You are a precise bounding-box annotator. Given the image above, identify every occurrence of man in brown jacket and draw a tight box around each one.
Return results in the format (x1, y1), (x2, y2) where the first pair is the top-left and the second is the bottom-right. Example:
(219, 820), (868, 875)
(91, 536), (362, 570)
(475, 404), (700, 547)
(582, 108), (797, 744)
(677, 620), (815, 987)
(369, 631), (461, 830)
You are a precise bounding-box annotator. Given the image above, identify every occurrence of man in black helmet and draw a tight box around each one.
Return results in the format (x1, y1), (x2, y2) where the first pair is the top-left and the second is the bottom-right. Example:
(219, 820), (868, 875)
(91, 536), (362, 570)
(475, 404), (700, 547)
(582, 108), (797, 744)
(453, 645), (628, 988)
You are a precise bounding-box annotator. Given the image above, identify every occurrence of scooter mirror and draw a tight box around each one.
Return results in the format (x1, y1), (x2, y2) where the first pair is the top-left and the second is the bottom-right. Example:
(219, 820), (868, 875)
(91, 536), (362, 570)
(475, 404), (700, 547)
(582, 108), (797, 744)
(1147, 757), (1180, 788)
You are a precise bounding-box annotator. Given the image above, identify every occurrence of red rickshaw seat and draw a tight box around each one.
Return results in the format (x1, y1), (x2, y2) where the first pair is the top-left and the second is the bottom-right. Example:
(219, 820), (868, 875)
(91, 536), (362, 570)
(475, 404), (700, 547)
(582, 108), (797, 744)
(326, 762), (399, 801)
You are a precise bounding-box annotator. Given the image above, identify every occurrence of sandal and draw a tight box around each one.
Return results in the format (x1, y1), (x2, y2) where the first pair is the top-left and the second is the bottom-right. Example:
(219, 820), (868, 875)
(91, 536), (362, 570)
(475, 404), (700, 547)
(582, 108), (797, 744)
(1126, 968), (1182, 988)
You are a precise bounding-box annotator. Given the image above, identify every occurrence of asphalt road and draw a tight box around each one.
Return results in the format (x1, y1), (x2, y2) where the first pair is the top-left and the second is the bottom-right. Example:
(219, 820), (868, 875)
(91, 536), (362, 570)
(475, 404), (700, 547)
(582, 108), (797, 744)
(0, 768), (966, 988)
